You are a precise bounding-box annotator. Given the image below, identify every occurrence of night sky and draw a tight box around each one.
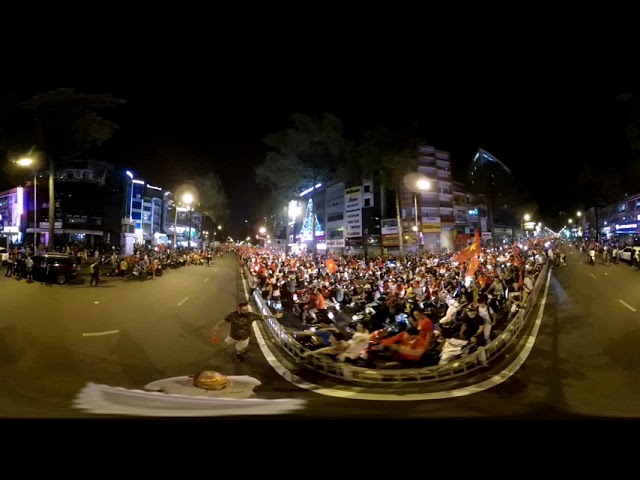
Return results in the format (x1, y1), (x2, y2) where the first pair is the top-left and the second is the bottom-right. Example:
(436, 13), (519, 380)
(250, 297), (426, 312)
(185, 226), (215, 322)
(2, 59), (639, 236)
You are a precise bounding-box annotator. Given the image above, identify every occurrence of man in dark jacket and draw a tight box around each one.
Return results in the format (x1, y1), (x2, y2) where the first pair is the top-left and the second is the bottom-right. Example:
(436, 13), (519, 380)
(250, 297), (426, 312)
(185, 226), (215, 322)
(212, 302), (282, 360)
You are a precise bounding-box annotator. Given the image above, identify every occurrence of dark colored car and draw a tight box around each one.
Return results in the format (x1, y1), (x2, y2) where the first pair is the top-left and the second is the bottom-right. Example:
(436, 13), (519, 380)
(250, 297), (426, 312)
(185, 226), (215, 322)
(31, 254), (78, 285)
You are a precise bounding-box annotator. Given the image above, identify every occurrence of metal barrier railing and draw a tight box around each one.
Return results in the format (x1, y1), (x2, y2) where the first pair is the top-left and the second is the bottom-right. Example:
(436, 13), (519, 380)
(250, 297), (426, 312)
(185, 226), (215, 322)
(243, 261), (549, 386)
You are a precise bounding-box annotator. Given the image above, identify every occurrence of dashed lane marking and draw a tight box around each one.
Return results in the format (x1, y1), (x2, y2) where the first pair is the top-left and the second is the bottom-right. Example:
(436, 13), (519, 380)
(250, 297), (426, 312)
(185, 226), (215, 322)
(619, 300), (637, 312)
(177, 297), (189, 306)
(82, 330), (119, 337)
(590, 273), (597, 279)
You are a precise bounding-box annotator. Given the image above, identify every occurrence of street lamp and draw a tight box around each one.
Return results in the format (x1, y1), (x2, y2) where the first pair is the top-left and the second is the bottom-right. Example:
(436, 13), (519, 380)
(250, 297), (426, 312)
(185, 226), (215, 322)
(173, 191), (194, 249)
(522, 214), (531, 239)
(257, 227), (267, 248)
(16, 157), (38, 247)
(182, 192), (194, 249)
(212, 224), (221, 247)
(414, 178), (431, 252)
(287, 200), (301, 254)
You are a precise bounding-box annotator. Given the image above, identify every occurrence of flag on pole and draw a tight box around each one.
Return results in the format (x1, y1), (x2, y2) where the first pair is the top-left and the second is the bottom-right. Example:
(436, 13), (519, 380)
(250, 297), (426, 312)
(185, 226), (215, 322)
(454, 230), (482, 263)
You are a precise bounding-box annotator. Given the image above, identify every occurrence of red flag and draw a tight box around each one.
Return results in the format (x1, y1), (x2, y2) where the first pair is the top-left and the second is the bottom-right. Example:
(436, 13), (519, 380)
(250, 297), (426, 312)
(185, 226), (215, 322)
(454, 231), (482, 263)
(466, 256), (481, 278)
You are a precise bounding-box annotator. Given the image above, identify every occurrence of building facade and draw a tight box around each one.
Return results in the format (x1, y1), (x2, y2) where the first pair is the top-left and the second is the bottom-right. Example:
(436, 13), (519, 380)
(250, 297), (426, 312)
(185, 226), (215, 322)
(582, 193), (640, 245)
(1, 160), (204, 252)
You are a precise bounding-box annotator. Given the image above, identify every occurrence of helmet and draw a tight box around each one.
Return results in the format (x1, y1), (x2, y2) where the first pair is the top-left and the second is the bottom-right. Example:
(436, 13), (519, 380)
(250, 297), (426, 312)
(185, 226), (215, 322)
(193, 371), (230, 390)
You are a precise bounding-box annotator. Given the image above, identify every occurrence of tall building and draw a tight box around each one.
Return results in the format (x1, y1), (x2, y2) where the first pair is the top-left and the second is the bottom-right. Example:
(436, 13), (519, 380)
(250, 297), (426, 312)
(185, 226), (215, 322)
(0, 187), (24, 244)
(469, 148), (511, 188)
(414, 145), (455, 251)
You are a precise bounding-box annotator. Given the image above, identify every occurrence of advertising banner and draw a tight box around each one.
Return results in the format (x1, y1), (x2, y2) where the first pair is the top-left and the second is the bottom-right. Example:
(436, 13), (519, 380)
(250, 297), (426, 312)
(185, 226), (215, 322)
(344, 186), (362, 238)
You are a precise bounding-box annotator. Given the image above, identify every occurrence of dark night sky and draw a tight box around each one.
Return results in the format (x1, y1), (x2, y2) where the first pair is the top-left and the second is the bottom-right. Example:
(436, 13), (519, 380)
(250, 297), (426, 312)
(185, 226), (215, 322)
(2, 59), (639, 236)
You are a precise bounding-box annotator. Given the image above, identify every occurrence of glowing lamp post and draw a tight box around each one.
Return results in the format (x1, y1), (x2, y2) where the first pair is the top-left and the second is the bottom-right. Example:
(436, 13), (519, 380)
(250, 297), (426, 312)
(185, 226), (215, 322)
(414, 178), (430, 251)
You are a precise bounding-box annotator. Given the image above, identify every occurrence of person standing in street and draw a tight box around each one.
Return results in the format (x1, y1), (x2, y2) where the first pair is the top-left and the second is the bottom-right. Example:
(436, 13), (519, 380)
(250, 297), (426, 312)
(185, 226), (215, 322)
(89, 259), (100, 287)
(25, 255), (34, 282)
(212, 302), (282, 360)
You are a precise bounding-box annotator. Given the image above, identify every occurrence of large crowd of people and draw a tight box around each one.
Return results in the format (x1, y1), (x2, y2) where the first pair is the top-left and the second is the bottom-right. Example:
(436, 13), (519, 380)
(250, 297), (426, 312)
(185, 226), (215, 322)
(239, 237), (554, 369)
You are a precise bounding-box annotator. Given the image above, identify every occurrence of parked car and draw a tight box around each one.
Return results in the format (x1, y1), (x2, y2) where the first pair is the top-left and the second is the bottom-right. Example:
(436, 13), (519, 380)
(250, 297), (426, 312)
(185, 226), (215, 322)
(31, 253), (78, 284)
(0, 247), (7, 265)
(618, 246), (640, 266)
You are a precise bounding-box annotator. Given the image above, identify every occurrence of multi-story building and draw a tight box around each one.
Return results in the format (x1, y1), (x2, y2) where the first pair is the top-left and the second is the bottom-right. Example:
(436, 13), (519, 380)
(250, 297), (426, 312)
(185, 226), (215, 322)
(289, 178), (377, 255)
(453, 180), (489, 245)
(162, 192), (203, 248)
(414, 145), (455, 252)
(583, 193), (640, 245)
(1, 160), (202, 253)
(0, 187), (24, 245)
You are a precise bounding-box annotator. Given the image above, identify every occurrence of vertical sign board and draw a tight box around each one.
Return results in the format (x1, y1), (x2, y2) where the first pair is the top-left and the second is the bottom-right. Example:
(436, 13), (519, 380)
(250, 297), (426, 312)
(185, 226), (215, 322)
(344, 186), (362, 238)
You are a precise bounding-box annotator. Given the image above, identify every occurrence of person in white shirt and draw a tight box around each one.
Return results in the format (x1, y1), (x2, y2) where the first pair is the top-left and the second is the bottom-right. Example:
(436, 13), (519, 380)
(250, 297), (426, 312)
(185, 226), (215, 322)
(522, 272), (535, 306)
(336, 322), (371, 363)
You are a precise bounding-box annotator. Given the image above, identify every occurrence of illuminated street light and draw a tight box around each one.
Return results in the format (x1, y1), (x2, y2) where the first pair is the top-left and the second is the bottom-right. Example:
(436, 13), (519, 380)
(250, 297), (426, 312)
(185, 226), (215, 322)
(577, 211), (582, 217)
(522, 214), (531, 239)
(17, 158), (33, 167)
(287, 200), (302, 255)
(173, 191), (195, 248)
(182, 193), (195, 249)
(414, 177), (431, 252)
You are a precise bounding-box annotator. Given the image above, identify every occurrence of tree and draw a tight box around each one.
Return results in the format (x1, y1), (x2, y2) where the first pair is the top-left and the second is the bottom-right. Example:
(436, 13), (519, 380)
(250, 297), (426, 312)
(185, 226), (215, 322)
(188, 171), (229, 227)
(258, 113), (346, 256)
(356, 127), (423, 258)
(1, 88), (126, 249)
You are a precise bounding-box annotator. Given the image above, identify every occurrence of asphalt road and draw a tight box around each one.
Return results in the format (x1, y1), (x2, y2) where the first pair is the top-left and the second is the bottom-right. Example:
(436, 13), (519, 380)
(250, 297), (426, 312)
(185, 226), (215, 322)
(1, 248), (638, 419)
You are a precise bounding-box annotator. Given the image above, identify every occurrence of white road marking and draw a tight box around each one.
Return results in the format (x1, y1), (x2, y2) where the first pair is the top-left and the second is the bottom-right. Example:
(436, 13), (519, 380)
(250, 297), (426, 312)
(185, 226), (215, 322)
(619, 300), (637, 312)
(177, 297), (189, 306)
(590, 273), (597, 279)
(94, 301), (100, 304)
(245, 264), (554, 401)
(82, 330), (119, 337)
(204, 278), (209, 283)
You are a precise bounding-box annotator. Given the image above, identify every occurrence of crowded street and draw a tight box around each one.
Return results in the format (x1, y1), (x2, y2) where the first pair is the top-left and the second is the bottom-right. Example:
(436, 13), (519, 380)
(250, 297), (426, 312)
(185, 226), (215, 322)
(0, 248), (638, 418)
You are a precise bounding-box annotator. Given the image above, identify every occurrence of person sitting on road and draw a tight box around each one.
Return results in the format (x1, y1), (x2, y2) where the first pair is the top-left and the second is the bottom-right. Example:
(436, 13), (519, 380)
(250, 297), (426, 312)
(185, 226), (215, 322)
(378, 325), (430, 366)
(302, 330), (348, 358)
(336, 322), (371, 363)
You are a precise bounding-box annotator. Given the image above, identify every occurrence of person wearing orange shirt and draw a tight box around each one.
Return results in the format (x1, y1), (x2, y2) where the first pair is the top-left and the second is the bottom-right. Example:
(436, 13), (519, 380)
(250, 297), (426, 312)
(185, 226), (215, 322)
(379, 326), (430, 365)
(302, 290), (327, 325)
